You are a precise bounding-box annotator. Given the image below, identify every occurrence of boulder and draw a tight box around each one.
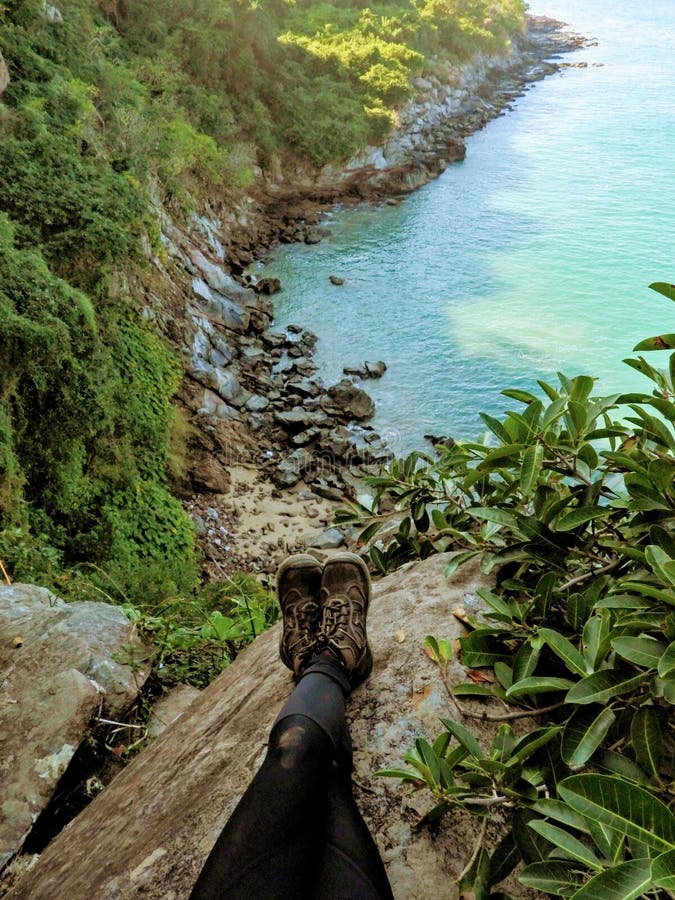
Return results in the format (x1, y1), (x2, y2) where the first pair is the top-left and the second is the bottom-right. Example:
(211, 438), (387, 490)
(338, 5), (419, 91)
(329, 275), (344, 286)
(0, 585), (150, 872)
(305, 527), (346, 550)
(365, 360), (387, 378)
(274, 408), (329, 430)
(325, 379), (375, 421)
(189, 251), (245, 299)
(191, 283), (250, 334)
(11, 557), (507, 900)
(252, 277), (281, 296)
(190, 360), (249, 409)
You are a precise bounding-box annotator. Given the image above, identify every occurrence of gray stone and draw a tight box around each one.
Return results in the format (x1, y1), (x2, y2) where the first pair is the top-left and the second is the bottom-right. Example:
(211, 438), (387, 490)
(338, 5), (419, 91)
(190, 251), (245, 299)
(261, 331), (286, 349)
(325, 380), (375, 422)
(0, 50), (9, 97)
(196, 388), (240, 421)
(305, 527), (346, 550)
(246, 395), (270, 413)
(190, 360), (248, 409)
(365, 360), (387, 378)
(13, 557), (511, 900)
(274, 408), (329, 430)
(191, 283), (250, 334)
(274, 459), (300, 488)
(311, 479), (344, 502)
(0, 584), (151, 870)
(191, 514), (207, 536)
(343, 364), (369, 378)
(253, 277), (281, 296)
(43, 2), (63, 22)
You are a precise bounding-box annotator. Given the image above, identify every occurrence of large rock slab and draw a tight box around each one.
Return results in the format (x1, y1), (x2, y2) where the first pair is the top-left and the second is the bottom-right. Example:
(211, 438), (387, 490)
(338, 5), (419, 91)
(0, 585), (151, 872)
(11, 557), (498, 899)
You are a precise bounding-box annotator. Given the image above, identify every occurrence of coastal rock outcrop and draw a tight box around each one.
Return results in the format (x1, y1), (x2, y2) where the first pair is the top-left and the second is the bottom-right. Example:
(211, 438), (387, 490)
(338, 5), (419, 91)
(0, 584), (151, 871)
(10, 556), (514, 900)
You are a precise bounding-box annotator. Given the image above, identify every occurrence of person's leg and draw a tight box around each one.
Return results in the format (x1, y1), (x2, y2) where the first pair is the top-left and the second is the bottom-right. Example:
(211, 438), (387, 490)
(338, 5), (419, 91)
(311, 765), (395, 900)
(190, 659), (350, 900)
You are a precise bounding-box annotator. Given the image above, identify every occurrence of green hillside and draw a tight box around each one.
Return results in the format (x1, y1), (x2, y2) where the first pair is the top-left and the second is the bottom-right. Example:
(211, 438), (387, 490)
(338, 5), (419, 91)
(0, 0), (525, 606)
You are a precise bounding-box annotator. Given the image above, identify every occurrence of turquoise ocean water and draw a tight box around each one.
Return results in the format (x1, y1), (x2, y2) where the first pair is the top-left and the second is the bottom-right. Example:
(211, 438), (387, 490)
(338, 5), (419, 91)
(259, 1), (675, 454)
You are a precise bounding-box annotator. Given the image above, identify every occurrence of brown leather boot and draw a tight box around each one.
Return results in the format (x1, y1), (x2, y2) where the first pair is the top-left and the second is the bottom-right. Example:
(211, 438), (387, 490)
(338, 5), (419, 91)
(317, 552), (373, 689)
(277, 554), (323, 676)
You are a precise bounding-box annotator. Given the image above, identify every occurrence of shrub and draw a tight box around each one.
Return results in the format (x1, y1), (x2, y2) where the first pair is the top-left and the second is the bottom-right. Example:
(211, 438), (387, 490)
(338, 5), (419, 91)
(339, 282), (675, 896)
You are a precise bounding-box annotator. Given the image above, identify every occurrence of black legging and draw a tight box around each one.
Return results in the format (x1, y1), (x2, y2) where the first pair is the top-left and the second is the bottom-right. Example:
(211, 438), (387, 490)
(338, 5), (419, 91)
(190, 657), (394, 899)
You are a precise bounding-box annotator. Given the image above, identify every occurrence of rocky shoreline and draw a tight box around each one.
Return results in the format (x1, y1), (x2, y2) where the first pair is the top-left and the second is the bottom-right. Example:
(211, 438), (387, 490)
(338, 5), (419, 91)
(154, 15), (588, 578)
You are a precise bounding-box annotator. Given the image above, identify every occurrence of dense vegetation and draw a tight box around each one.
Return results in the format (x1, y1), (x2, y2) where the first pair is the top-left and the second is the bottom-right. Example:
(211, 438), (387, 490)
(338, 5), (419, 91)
(0, 0), (526, 682)
(338, 283), (675, 897)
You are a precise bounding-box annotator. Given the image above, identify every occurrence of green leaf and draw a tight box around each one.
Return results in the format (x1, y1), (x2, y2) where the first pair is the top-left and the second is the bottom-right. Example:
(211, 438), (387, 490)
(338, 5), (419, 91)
(513, 810), (550, 863)
(658, 642), (675, 678)
(569, 858), (653, 900)
(652, 848), (675, 889)
(633, 333), (675, 351)
(520, 444), (544, 496)
(532, 798), (590, 833)
(587, 818), (624, 864)
(488, 831), (520, 887)
(479, 412), (511, 443)
(519, 860), (583, 894)
(458, 845), (490, 900)
(556, 507), (608, 531)
(477, 443), (526, 468)
(649, 281), (675, 301)
(611, 636), (667, 669)
(444, 550), (481, 579)
(439, 717), (482, 760)
(506, 676), (574, 698)
(375, 768), (424, 784)
(512, 640), (541, 682)
(538, 627), (588, 676)
(646, 544), (675, 586)
(476, 587), (514, 619)
(582, 612), (612, 671)
(601, 750), (650, 785)
(368, 545), (388, 574)
(358, 520), (384, 545)
(508, 726), (561, 764)
(416, 738), (440, 786)
(558, 774), (675, 853)
(468, 507), (518, 527)
(459, 631), (512, 668)
(562, 706), (616, 769)
(565, 670), (648, 705)
(630, 707), (662, 778)
(528, 820), (603, 869)
(453, 683), (494, 698)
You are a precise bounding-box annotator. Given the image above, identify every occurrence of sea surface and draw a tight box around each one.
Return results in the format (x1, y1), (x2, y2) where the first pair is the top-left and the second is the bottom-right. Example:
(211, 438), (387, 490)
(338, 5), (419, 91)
(258, 0), (675, 455)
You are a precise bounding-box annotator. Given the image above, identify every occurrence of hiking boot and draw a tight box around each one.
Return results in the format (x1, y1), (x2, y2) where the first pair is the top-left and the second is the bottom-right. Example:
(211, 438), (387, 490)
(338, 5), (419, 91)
(277, 554), (323, 676)
(317, 552), (373, 689)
